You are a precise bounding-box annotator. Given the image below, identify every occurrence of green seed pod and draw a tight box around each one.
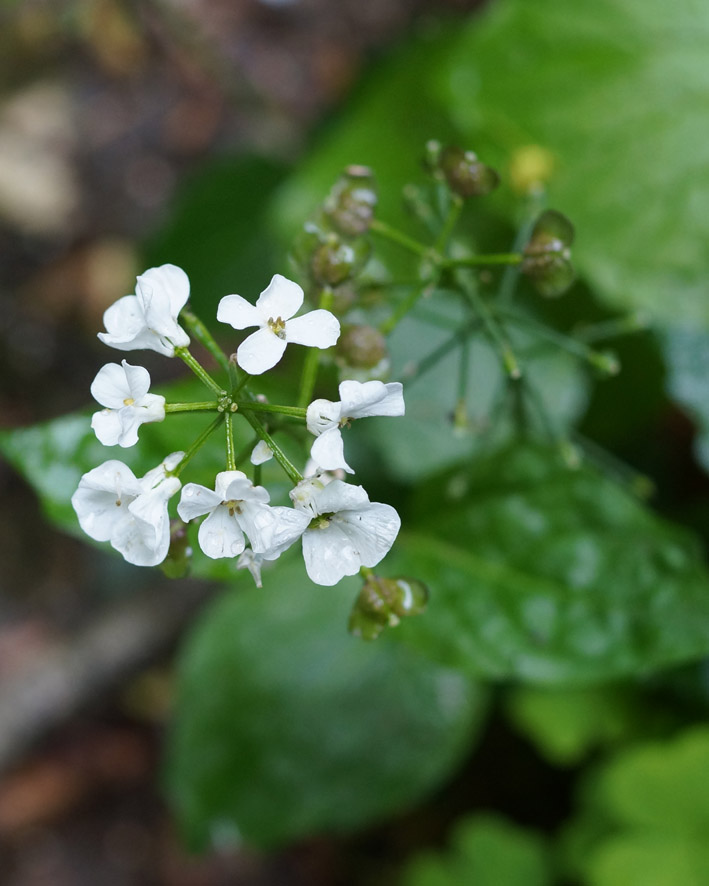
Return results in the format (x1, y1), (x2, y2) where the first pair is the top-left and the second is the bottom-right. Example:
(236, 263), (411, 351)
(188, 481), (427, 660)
(522, 209), (575, 297)
(348, 574), (429, 640)
(336, 324), (388, 369)
(324, 165), (378, 237)
(439, 145), (500, 198)
(310, 232), (371, 288)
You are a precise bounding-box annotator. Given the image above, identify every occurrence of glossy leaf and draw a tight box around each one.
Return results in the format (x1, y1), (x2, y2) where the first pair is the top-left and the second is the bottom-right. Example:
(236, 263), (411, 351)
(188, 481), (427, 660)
(387, 443), (709, 683)
(165, 559), (487, 849)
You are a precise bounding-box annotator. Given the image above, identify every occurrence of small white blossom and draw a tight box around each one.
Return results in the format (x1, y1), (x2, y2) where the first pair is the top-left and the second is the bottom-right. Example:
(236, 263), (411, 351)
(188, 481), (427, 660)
(90, 360), (166, 447)
(178, 470), (309, 560)
(98, 264), (190, 357)
(71, 452), (183, 566)
(306, 380), (405, 473)
(290, 477), (401, 586)
(217, 274), (340, 375)
(250, 439), (273, 465)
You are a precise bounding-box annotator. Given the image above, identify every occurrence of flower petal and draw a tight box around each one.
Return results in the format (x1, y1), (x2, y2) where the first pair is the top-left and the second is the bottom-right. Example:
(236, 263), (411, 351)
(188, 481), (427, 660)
(260, 507), (310, 560)
(306, 398), (341, 436)
(250, 440), (273, 465)
(177, 483), (223, 522)
(137, 264), (190, 318)
(310, 428), (353, 474)
(71, 460), (141, 542)
(236, 327), (287, 375)
(312, 479), (370, 514)
(216, 294), (263, 330)
(285, 310), (340, 349)
(198, 506), (245, 559)
(91, 409), (124, 447)
(256, 274), (304, 321)
(90, 363), (132, 408)
(339, 380), (405, 419)
(302, 523), (362, 586)
(337, 502), (401, 568)
(122, 360), (152, 401)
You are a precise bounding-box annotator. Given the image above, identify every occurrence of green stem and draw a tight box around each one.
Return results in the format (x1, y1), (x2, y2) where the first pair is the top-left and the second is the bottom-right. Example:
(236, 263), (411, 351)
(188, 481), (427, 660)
(380, 276), (439, 336)
(297, 288), (334, 408)
(434, 195), (463, 254)
(236, 401), (307, 419)
(165, 401), (219, 413)
(575, 313), (649, 343)
(402, 318), (481, 386)
(175, 347), (226, 397)
(225, 412), (236, 471)
(370, 219), (430, 258)
(166, 414), (225, 478)
(241, 411), (303, 485)
(180, 307), (231, 374)
(443, 253), (523, 269)
(457, 278), (522, 379)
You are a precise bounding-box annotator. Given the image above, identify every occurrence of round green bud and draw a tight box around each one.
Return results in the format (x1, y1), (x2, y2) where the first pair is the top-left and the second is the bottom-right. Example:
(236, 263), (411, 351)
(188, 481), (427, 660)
(324, 165), (378, 237)
(439, 145), (500, 198)
(336, 325), (388, 369)
(521, 209), (576, 297)
(348, 574), (429, 640)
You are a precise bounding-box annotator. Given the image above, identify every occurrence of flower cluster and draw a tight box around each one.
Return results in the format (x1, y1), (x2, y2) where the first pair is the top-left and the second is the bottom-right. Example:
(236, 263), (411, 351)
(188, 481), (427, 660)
(72, 265), (404, 588)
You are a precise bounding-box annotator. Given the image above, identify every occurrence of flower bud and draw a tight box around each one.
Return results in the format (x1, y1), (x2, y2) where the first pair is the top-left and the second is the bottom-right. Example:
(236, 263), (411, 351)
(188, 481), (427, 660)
(336, 325), (388, 370)
(310, 232), (370, 288)
(348, 574), (429, 640)
(160, 520), (192, 579)
(521, 209), (575, 298)
(439, 145), (500, 198)
(324, 165), (378, 237)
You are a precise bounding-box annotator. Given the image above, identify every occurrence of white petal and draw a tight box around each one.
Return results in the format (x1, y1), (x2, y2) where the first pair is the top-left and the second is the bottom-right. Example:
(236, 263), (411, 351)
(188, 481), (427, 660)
(256, 274), (303, 321)
(289, 476), (328, 515)
(198, 506), (245, 559)
(91, 409), (124, 446)
(112, 512), (170, 566)
(177, 483), (223, 522)
(302, 523), (361, 586)
(222, 476), (270, 505)
(234, 501), (280, 554)
(237, 549), (263, 587)
(122, 360), (152, 401)
(128, 476), (181, 551)
(99, 296), (164, 354)
(337, 502), (400, 568)
(260, 507), (310, 560)
(339, 380), (405, 419)
(71, 461), (142, 542)
(214, 470), (248, 499)
(137, 264), (190, 318)
(312, 479), (370, 514)
(250, 440), (273, 465)
(90, 363), (132, 408)
(236, 327), (287, 375)
(141, 451), (184, 490)
(306, 398), (341, 436)
(136, 393), (166, 423)
(136, 268), (189, 343)
(310, 428), (353, 474)
(216, 294), (263, 330)
(285, 310), (340, 349)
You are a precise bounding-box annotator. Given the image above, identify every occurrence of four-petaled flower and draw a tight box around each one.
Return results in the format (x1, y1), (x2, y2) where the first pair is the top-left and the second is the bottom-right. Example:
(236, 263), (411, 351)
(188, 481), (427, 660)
(90, 360), (166, 448)
(99, 264), (191, 357)
(307, 380), (405, 473)
(290, 477), (401, 586)
(217, 274), (340, 375)
(178, 470), (309, 560)
(71, 452), (183, 566)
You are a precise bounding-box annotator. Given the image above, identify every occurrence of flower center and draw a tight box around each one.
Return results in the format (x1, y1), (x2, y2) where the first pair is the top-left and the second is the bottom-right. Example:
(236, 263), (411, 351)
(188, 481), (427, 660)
(123, 397), (135, 406)
(224, 499), (244, 517)
(309, 513), (333, 530)
(267, 316), (287, 339)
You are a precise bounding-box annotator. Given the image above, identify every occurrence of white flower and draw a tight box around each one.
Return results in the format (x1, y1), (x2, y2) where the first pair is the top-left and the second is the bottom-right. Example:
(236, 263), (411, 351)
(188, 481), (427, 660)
(250, 439), (273, 465)
(71, 452), (183, 566)
(90, 360), (166, 448)
(290, 477), (401, 586)
(217, 274), (340, 375)
(98, 264), (191, 357)
(306, 380), (405, 473)
(178, 470), (309, 560)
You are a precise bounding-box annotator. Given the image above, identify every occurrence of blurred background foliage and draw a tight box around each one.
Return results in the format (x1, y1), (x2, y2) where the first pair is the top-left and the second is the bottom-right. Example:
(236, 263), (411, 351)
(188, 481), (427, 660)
(2, 0), (709, 883)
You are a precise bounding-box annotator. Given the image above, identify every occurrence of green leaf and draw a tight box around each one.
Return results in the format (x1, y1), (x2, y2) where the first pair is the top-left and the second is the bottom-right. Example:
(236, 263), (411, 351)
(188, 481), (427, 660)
(403, 813), (551, 886)
(165, 559), (487, 850)
(570, 727), (709, 886)
(437, 0), (709, 326)
(663, 326), (709, 473)
(387, 443), (709, 683)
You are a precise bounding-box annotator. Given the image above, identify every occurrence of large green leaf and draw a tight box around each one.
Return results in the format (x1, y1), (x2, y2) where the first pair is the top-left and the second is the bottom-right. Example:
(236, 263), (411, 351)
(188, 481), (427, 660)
(387, 443), (709, 683)
(165, 559), (486, 850)
(436, 0), (709, 327)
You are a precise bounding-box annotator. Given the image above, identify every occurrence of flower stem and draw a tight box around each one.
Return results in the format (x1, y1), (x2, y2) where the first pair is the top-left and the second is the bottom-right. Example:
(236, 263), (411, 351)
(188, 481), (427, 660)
(236, 401), (307, 419)
(167, 414), (225, 478)
(457, 277), (522, 379)
(370, 219), (430, 258)
(165, 401), (219, 413)
(443, 253), (523, 269)
(224, 412), (237, 471)
(575, 313), (649, 343)
(175, 347), (226, 397)
(379, 275), (439, 336)
(241, 411), (303, 485)
(180, 307), (231, 374)
(434, 195), (463, 254)
(297, 288), (334, 408)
